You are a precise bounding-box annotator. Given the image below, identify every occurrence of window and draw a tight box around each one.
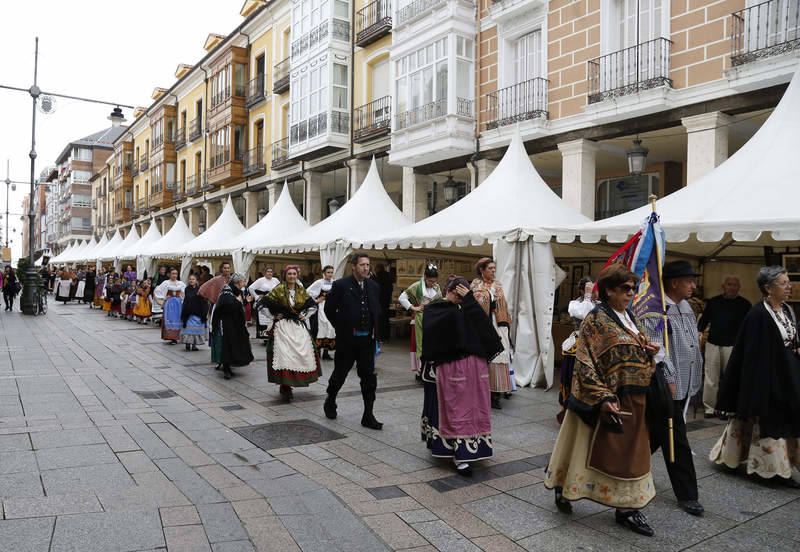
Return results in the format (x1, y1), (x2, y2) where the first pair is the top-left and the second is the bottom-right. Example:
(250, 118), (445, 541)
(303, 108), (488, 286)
(595, 173), (659, 220)
(333, 63), (348, 108)
(371, 58), (390, 100)
(614, 0), (665, 49)
(151, 165), (162, 193)
(334, 0), (348, 19)
(514, 30), (542, 83)
(72, 170), (92, 183)
(71, 147), (92, 161)
(395, 37), (448, 117)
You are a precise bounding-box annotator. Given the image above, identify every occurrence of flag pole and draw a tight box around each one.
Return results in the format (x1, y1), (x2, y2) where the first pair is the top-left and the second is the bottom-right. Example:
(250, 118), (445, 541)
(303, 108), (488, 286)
(648, 194), (675, 463)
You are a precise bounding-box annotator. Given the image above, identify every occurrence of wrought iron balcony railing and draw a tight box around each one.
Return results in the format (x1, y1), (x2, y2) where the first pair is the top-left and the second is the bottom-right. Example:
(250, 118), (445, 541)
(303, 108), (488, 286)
(139, 156), (149, 171)
(353, 96), (391, 142)
(184, 174), (198, 196)
(587, 37), (672, 104)
(188, 118), (203, 142)
(731, 0), (800, 66)
(174, 127), (186, 150)
(131, 160), (139, 177)
(331, 111), (350, 134)
(242, 146), (267, 177)
(486, 78), (548, 130)
(356, 0), (392, 47)
(273, 58), (290, 94)
(456, 97), (474, 118)
(395, 98), (447, 130)
(396, 0), (446, 26)
(246, 74), (266, 108)
(271, 137), (293, 170)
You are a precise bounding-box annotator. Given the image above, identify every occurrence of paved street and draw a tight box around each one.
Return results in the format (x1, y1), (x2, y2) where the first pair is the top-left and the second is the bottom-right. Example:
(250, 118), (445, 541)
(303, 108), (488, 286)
(0, 302), (798, 552)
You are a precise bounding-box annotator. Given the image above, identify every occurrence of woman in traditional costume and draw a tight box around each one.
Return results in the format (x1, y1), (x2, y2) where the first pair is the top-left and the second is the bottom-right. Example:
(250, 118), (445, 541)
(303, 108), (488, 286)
(709, 266), (800, 487)
(470, 258), (514, 409)
(133, 279), (152, 323)
(210, 273), (254, 379)
(95, 268), (107, 308)
(307, 265), (336, 360)
(399, 264), (442, 376)
(248, 266), (281, 342)
(56, 269), (74, 304)
(123, 265), (137, 282)
(84, 268), (96, 307)
(154, 268), (186, 344)
(107, 277), (123, 316)
(420, 275), (502, 476)
(558, 276), (597, 422)
(75, 269), (87, 304)
(180, 274), (208, 351)
(261, 265), (321, 402)
(544, 264), (660, 537)
(153, 266), (169, 288)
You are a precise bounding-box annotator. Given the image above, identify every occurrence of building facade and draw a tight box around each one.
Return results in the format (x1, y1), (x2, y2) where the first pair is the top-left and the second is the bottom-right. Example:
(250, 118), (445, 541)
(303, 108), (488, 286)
(88, 0), (798, 246)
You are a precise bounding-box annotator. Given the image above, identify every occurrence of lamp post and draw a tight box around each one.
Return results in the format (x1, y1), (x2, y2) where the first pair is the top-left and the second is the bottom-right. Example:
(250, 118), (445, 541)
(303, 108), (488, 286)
(4, 160), (17, 248)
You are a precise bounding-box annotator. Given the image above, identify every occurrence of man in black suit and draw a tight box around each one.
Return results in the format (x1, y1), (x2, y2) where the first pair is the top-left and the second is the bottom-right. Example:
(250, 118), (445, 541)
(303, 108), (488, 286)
(324, 253), (384, 430)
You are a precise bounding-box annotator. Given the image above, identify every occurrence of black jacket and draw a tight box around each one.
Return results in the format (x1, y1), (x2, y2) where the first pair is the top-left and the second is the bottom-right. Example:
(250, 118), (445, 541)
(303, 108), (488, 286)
(324, 274), (383, 341)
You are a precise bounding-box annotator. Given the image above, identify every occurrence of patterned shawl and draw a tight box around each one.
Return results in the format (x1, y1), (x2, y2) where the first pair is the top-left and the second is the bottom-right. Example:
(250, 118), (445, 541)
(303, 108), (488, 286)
(470, 278), (510, 326)
(263, 283), (314, 318)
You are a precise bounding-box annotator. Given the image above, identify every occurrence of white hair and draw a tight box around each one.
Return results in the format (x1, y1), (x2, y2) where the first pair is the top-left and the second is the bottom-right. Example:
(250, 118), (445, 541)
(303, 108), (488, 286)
(722, 275), (740, 285)
(230, 272), (247, 286)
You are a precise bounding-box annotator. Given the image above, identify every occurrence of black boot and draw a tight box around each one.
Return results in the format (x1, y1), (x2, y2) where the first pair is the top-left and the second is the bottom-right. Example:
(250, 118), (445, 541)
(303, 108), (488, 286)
(361, 400), (383, 430)
(185, 344), (191, 351)
(279, 385), (294, 403)
(323, 395), (337, 419)
(491, 393), (502, 410)
(222, 364), (233, 380)
(554, 487), (572, 514)
(322, 350), (332, 360)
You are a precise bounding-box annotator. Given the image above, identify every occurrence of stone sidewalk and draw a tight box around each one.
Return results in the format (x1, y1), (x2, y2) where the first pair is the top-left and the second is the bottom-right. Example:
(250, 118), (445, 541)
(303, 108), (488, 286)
(0, 301), (798, 552)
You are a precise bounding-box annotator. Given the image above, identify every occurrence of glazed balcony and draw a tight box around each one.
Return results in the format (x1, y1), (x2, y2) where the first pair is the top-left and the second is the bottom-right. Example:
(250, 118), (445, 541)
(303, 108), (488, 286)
(356, 0), (392, 47)
(273, 58), (290, 95)
(174, 127), (187, 150)
(245, 74), (266, 108)
(135, 197), (149, 216)
(353, 96), (391, 143)
(288, 111), (350, 160)
(242, 146), (267, 177)
(587, 37), (672, 104)
(138, 156), (150, 172)
(113, 208), (131, 225)
(188, 118), (203, 142)
(731, 0), (800, 66)
(149, 182), (175, 212)
(208, 146), (243, 188)
(485, 78), (549, 130)
(271, 137), (293, 170)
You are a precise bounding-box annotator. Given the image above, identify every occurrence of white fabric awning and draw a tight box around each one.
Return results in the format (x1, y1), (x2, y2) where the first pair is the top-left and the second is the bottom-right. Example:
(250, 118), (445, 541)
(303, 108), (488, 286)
(233, 183), (310, 253)
(364, 130), (591, 250)
(554, 64), (800, 245)
(52, 241), (81, 264)
(63, 241), (89, 264)
(122, 219), (162, 259)
(269, 158), (411, 253)
(106, 227), (140, 262)
(91, 230), (124, 262)
(141, 211), (196, 259)
(181, 199), (246, 257)
(75, 237), (99, 263)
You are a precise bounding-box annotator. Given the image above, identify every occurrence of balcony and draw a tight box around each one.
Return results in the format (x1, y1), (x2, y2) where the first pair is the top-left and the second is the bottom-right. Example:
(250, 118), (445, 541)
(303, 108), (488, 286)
(174, 127), (187, 150)
(150, 184), (175, 212)
(332, 19), (350, 42)
(731, 0), (800, 66)
(289, 111), (350, 160)
(273, 58), (290, 94)
(485, 78), (548, 130)
(188, 118), (203, 142)
(271, 137), (293, 170)
(353, 96), (391, 142)
(242, 146), (267, 177)
(113, 208), (131, 225)
(356, 0), (392, 47)
(396, 0), (446, 27)
(245, 74), (266, 108)
(135, 197), (149, 216)
(139, 156), (150, 172)
(131, 160), (139, 177)
(587, 37), (672, 104)
(184, 174), (202, 197)
(396, 98), (447, 130)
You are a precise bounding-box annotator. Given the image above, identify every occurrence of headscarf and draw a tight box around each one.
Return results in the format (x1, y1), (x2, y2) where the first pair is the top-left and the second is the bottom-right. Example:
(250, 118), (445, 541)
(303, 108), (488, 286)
(282, 264), (300, 279)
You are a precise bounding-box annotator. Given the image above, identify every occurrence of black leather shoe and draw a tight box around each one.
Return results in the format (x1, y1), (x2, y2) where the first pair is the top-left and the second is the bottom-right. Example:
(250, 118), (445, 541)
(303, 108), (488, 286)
(554, 489), (572, 514)
(615, 510), (654, 537)
(491, 395), (502, 410)
(456, 464), (472, 477)
(279, 385), (294, 403)
(779, 477), (800, 489)
(361, 413), (383, 430)
(678, 500), (704, 516)
(323, 397), (337, 419)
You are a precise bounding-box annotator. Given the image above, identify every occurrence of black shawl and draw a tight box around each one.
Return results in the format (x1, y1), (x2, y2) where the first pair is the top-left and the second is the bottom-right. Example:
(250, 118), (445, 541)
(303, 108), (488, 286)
(181, 284), (208, 326)
(421, 291), (503, 365)
(84, 271), (96, 301)
(716, 301), (800, 439)
(211, 284), (254, 367)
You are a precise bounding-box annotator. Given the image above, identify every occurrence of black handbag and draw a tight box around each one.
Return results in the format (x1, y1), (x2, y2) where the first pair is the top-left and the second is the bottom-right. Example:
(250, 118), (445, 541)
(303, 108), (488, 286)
(646, 361), (674, 455)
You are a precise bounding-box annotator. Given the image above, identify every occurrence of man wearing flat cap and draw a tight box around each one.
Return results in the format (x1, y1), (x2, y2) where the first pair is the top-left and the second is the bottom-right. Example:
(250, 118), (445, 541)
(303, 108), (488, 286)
(641, 260), (704, 517)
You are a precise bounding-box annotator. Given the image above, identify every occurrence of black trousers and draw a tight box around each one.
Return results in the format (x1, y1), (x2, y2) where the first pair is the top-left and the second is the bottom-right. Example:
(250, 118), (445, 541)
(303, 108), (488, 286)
(650, 398), (699, 501)
(3, 292), (14, 310)
(326, 336), (377, 412)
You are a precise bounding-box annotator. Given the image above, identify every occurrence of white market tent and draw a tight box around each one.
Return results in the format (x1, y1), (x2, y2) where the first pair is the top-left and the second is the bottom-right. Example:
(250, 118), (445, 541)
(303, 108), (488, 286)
(50, 241), (77, 265)
(91, 230), (124, 269)
(269, 158), (412, 277)
(365, 130), (593, 389)
(553, 64), (800, 253)
(231, 183), (311, 274)
(61, 240), (88, 265)
(124, 220), (162, 276)
(75, 237), (99, 264)
(178, 199), (247, 280)
(105, 227), (140, 270)
(138, 211), (196, 280)
(84, 233), (109, 265)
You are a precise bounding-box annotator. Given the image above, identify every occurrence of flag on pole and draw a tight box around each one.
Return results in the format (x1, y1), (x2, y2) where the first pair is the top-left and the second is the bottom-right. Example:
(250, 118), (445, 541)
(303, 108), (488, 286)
(629, 211), (667, 333)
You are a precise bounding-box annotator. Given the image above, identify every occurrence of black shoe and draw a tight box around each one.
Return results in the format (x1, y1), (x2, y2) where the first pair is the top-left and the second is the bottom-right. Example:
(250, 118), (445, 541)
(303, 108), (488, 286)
(185, 344), (191, 351)
(456, 464), (472, 477)
(191, 345), (198, 351)
(322, 350), (332, 360)
(279, 385), (293, 403)
(222, 365), (233, 380)
(554, 489), (573, 514)
(678, 500), (705, 516)
(323, 396), (337, 419)
(504, 392), (512, 399)
(215, 364), (222, 371)
(361, 413), (383, 430)
(491, 395), (502, 410)
(615, 510), (654, 537)
(779, 477), (800, 489)
(704, 412), (716, 419)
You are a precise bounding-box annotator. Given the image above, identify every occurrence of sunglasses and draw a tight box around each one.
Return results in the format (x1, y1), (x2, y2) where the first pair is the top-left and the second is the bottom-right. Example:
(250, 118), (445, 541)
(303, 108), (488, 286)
(618, 284), (639, 293)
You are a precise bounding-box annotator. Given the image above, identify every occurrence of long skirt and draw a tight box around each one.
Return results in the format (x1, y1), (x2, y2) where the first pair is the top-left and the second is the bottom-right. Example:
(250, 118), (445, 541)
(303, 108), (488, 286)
(544, 396), (655, 509)
(488, 315), (513, 393)
(210, 332), (222, 364)
(315, 299), (336, 351)
(133, 296), (151, 319)
(94, 284), (104, 307)
(161, 296), (182, 341)
(420, 357), (493, 463)
(709, 417), (800, 480)
(409, 324), (421, 373)
(267, 319), (321, 387)
(255, 305), (271, 339)
(56, 280), (72, 303)
(102, 299), (111, 311)
(75, 281), (86, 301)
(180, 315), (207, 346)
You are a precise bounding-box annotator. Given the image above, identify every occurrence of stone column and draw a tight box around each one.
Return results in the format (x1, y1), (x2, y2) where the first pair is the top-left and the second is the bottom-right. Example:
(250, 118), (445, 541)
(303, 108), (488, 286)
(187, 207), (202, 235)
(402, 167), (429, 222)
(204, 201), (218, 229)
(346, 158), (371, 197)
(242, 191), (259, 228)
(303, 171), (323, 225)
(267, 182), (281, 210)
(467, 159), (498, 191)
(682, 111), (733, 186)
(558, 139), (598, 220)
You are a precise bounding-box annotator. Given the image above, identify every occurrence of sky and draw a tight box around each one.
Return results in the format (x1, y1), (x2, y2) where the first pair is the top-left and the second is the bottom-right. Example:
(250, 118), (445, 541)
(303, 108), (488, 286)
(0, 0), (245, 262)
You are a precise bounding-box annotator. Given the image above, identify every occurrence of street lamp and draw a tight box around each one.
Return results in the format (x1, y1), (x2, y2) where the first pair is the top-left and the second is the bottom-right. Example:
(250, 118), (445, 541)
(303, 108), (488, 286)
(328, 197), (340, 214)
(4, 160), (17, 248)
(442, 174), (459, 205)
(626, 138), (649, 176)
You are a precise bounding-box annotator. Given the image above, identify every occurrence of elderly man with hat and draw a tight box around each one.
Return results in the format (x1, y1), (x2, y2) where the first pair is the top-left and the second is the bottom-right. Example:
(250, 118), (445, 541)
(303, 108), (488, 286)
(641, 260), (704, 517)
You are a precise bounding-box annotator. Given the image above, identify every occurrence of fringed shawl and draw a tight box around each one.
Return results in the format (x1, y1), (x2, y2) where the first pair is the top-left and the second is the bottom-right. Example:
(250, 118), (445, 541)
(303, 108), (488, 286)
(470, 278), (510, 326)
(263, 283), (315, 318)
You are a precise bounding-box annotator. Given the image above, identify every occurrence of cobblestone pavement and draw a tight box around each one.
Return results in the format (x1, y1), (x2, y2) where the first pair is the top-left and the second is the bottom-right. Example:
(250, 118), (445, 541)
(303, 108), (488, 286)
(1, 302), (798, 551)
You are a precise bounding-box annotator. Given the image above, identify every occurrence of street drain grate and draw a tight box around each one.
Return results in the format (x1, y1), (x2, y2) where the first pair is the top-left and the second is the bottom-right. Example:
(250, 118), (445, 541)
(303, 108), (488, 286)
(221, 405), (244, 411)
(134, 389), (179, 399)
(234, 419), (346, 450)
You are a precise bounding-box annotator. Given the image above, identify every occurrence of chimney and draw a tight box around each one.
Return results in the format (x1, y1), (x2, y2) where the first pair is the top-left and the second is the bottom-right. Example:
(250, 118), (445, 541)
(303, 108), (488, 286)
(108, 107), (126, 127)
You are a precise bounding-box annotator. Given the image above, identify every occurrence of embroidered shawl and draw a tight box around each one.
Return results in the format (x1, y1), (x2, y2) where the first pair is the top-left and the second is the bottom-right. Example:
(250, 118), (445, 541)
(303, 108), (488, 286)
(470, 278), (510, 326)
(263, 283), (315, 318)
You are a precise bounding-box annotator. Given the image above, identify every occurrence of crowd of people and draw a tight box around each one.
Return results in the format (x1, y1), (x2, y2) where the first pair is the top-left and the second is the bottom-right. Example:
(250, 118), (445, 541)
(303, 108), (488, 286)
(5, 252), (799, 538)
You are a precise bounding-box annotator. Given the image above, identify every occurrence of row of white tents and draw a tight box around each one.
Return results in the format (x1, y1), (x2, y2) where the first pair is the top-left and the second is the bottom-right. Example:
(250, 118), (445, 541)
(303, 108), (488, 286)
(50, 65), (800, 388)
